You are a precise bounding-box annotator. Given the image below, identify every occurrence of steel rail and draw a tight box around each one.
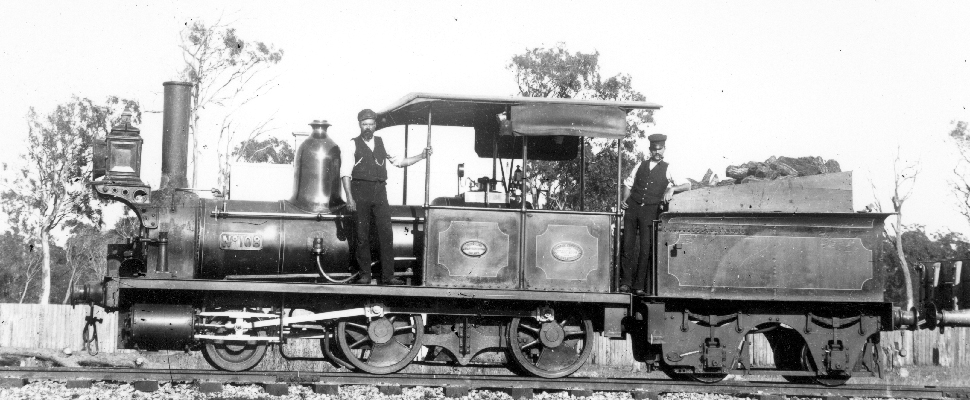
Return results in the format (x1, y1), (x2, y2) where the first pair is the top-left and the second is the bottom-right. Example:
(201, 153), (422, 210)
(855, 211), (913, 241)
(1, 367), (967, 399)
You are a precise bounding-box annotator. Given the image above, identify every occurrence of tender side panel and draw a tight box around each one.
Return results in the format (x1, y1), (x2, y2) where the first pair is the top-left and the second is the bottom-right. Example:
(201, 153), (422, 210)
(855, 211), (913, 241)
(524, 212), (612, 292)
(656, 213), (888, 302)
(424, 208), (520, 289)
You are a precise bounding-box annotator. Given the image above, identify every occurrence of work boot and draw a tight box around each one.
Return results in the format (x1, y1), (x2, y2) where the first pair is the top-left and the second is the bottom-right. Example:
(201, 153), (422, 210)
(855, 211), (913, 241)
(353, 274), (372, 285)
(618, 284), (631, 293)
(385, 277), (406, 286)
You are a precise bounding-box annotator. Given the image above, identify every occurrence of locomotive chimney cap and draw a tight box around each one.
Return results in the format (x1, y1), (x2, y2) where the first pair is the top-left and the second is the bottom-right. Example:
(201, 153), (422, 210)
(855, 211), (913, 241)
(309, 120), (331, 128)
(110, 112), (140, 136)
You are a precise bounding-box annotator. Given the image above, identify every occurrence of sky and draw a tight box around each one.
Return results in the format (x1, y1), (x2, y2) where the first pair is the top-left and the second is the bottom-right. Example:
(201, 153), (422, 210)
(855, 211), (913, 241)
(1, 1), (968, 235)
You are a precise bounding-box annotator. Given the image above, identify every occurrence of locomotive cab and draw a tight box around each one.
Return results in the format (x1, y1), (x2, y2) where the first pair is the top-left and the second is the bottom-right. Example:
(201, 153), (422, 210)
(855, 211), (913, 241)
(374, 94), (654, 293)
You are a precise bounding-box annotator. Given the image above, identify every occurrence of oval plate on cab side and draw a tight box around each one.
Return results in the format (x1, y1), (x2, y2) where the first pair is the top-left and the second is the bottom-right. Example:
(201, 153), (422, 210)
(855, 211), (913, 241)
(461, 240), (488, 257)
(551, 242), (583, 262)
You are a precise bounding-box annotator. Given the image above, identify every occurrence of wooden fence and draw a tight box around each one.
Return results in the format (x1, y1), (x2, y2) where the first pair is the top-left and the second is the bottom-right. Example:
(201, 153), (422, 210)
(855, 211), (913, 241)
(0, 303), (118, 352)
(3, 304), (967, 368)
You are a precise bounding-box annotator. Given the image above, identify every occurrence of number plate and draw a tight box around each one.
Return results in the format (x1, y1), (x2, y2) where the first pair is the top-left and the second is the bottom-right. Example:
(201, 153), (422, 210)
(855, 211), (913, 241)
(220, 232), (263, 251)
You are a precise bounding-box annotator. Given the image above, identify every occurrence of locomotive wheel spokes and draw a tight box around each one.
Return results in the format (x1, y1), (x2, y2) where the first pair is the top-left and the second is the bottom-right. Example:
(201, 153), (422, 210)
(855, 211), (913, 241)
(336, 314), (424, 374)
(202, 333), (268, 372)
(320, 326), (355, 370)
(506, 315), (594, 379)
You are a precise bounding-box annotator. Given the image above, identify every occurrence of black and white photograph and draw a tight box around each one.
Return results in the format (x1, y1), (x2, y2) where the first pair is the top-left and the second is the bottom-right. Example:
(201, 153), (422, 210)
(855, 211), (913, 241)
(1, 1), (969, 399)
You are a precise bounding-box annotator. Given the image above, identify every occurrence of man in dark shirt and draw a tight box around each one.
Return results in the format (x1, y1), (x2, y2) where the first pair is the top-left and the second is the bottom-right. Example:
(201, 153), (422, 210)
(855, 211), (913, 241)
(619, 134), (690, 295)
(340, 109), (431, 285)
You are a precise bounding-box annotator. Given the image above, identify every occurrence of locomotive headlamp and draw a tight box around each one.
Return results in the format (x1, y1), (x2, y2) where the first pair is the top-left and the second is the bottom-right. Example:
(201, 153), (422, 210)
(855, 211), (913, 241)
(94, 112), (144, 185)
(92, 111), (150, 206)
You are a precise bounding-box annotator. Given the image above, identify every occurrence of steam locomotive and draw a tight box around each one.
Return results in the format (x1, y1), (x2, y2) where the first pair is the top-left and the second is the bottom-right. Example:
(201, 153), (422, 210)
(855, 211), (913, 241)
(73, 81), (970, 385)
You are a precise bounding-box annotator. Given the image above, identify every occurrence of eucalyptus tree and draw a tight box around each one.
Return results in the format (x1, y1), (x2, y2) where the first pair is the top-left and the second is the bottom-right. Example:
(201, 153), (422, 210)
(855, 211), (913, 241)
(0, 97), (138, 304)
(508, 44), (653, 211)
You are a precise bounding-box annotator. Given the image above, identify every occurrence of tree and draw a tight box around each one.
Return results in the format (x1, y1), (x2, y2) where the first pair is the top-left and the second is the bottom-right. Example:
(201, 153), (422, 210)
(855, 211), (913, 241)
(232, 136), (295, 164)
(0, 231), (41, 303)
(179, 20), (284, 192)
(0, 96), (139, 304)
(508, 44), (654, 211)
(58, 224), (109, 304)
(948, 121), (970, 224)
(868, 148), (921, 310)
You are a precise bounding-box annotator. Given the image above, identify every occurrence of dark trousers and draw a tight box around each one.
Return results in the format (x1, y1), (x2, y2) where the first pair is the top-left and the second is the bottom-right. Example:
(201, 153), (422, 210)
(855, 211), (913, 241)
(620, 201), (660, 291)
(351, 180), (395, 282)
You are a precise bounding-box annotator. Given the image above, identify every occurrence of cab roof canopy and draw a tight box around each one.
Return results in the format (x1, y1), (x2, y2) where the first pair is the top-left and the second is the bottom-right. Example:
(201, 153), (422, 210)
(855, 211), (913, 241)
(375, 93), (662, 161)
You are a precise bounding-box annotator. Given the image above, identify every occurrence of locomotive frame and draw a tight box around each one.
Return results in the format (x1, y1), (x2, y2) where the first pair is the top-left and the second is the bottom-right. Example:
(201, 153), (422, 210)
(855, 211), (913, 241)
(73, 81), (970, 385)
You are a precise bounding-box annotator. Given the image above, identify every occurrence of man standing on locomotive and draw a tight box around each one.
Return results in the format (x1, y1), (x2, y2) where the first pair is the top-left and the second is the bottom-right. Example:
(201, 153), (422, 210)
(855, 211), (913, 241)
(620, 134), (690, 295)
(340, 109), (432, 285)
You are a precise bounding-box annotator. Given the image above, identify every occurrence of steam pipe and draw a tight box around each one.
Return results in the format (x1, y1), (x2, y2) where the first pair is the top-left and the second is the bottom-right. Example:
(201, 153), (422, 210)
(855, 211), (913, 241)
(156, 232), (169, 273)
(938, 309), (970, 327)
(160, 81), (193, 190)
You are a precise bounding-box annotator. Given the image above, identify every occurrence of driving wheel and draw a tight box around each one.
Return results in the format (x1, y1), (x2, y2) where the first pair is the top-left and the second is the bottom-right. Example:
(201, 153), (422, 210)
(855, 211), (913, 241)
(335, 314), (424, 374)
(202, 331), (268, 372)
(506, 315), (594, 378)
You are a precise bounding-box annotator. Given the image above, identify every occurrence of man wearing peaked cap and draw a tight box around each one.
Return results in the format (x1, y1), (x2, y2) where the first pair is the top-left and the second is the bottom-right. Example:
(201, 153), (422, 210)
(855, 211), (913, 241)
(340, 108), (433, 286)
(619, 133), (690, 295)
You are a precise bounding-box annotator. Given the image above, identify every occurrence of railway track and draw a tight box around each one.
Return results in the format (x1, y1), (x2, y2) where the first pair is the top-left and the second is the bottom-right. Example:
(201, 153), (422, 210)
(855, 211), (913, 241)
(1, 367), (967, 399)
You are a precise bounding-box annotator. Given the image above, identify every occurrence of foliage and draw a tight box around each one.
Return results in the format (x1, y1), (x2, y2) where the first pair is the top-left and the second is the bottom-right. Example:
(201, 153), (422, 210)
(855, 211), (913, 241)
(179, 20), (284, 192)
(949, 121), (970, 224)
(232, 136), (295, 164)
(0, 96), (138, 304)
(56, 224), (110, 304)
(0, 231), (41, 303)
(881, 226), (970, 305)
(508, 44), (653, 211)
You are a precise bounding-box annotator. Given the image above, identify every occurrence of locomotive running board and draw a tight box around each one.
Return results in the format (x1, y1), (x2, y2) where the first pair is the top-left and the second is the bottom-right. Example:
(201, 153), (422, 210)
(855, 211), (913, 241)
(117, 278), (631, 304)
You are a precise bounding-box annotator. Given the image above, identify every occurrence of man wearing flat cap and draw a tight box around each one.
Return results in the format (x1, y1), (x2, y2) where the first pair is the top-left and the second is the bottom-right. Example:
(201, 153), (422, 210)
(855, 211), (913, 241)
(340, 109), (432, 285)
(619, 133), (690, 295)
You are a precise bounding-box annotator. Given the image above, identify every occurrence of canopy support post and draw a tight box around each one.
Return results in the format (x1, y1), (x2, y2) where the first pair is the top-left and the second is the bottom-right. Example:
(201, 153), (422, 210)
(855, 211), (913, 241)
(424, 107), (432, 208)
(403, 124), (409, 205)
(614, 138), (623, 290)
(519, 136), (528, 290)
(580, 137), (586, 211)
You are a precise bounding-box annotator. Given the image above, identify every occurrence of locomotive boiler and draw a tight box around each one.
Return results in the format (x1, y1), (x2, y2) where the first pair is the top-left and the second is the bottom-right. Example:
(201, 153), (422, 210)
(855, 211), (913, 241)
(73, 81), (970, 385)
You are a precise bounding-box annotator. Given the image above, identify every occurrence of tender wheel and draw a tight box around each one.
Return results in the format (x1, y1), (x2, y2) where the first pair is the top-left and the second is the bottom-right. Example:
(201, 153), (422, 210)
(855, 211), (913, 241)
(202, 334), (268, 372)
(799, 345), (850, 387)
(336, 314), (424, 374)
(689, 372), (728, 383)
(765, 327), (814, 384)
(506, 315), (594, 379)
(659, 361), (726, 383)
(659, 361), (690, 381)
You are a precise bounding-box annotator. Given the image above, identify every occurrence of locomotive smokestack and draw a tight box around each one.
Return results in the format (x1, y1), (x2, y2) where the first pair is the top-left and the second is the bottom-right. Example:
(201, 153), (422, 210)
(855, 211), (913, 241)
(160, 81), (193, 189)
